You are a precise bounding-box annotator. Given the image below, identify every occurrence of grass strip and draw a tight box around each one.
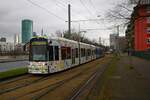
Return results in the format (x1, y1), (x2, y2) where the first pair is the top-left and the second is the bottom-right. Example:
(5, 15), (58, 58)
(0, 67), (28, 80)
(98, 56), (119, 100)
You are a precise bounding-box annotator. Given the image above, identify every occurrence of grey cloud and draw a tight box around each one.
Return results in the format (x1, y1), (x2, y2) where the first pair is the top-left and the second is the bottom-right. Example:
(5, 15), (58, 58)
(0, 0), (123, 45)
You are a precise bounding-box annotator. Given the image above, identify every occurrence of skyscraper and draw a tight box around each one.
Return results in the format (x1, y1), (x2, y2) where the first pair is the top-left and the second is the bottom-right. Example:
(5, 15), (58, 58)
(22, 19), (33, 43)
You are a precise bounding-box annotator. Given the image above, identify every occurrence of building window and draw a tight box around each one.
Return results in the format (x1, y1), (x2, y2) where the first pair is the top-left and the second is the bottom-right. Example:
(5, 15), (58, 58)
(147, 17), (150, 23)
(147, 27), (150, 34)
(147, 6), (150, 13)
(147, 38), (150, 44)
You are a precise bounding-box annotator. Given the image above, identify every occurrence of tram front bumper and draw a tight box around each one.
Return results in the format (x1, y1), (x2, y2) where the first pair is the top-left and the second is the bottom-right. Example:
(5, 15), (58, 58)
(28, 63), (49, 74)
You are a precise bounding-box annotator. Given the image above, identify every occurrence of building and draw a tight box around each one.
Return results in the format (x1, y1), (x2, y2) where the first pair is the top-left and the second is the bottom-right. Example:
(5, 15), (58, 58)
(110, 34), (127, 52)
(110, 34), (118, 51)
(14, 34), (20, 44)
(22, 19), (33, 44)
(134, 0), (150, 51)
(126, 0), (150, 51)
(118, 36), (128, 52)
(14, 43), (24, 52)
(0, 42), (14, 53)
(0, 37), (6, 42)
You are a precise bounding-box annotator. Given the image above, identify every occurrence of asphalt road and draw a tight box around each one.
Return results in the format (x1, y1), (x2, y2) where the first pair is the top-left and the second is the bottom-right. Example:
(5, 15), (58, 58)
(0, 61), (29, 72)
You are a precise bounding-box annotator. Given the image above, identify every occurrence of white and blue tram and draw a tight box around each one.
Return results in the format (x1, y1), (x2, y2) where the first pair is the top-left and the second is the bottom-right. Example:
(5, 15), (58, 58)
(28, 37), (104, 74)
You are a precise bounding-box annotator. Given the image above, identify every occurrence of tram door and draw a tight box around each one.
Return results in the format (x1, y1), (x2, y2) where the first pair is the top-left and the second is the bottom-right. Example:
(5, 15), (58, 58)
(72, 49), (75, 64)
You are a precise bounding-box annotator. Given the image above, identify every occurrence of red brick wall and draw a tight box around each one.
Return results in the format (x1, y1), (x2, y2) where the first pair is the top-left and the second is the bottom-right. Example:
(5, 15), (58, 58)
(134, 5), (150, 51)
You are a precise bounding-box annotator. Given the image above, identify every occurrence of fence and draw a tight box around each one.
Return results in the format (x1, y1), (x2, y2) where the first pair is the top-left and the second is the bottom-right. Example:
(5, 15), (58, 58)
(132, 51), (150, 60)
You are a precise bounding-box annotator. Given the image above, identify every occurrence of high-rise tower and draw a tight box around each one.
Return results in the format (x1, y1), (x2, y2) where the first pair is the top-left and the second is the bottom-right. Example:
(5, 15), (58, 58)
(22, 19), (33, 43)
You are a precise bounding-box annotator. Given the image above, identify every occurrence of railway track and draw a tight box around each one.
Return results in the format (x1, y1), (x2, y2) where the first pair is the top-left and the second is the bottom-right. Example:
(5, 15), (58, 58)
(70, 60), (112, 100)
(0, 74), (31, 85)
(15, 60), (102, 100)
(30, 58), (112, 100)
(18, 72), (83, 100)
(0, 57), (111, 100)
(0, 75), (49, 95)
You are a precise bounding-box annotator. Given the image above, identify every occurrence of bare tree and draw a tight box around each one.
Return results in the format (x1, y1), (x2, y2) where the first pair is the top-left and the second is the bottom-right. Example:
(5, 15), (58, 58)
(106, 0), (136, 24)
(129, 0), (140, 4)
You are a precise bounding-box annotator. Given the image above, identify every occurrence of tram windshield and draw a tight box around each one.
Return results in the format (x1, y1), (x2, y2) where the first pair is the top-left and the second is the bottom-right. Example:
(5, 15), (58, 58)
(30, 41), (48, 61)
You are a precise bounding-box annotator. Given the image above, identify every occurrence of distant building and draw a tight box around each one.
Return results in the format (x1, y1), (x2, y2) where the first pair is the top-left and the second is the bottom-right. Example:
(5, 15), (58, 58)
(14, 43), (24, 52)
(0, 37), (6, 42)
(14, 34), (20, 44)
(118, 36), (128, 52)
(110, 34), (118, 51)
(22, 19), (33, 44)
(0, 42), (14, 52)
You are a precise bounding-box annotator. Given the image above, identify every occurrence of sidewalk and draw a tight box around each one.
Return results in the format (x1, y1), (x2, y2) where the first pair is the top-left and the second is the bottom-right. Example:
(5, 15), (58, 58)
(101, 55), (150, 100)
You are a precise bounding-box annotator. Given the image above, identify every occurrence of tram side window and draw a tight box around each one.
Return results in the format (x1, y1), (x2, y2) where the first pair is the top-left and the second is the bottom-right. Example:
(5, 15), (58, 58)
(61, 47), (71, 60)
(49, 46), (54, 61)
(84, 49), (85, 56)
(85, 49), (87, 57)
(81, 48), (84, 57)
(67, 47), (71, 59)
(55, 46), (59, 60)
(61, 47), (66, 60)
(89, 49), (91, 56)
(76, 48), (78, 58)
(87, 49), (91, 56)
(92, 50), (94, 55)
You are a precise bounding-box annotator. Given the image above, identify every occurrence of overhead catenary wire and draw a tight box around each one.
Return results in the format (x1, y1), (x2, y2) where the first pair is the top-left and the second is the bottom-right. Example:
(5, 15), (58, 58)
(53, 0), (102, 25)
(53, 1), (67, 14)
(26, 0), (66, 21)
(54, 0), (87, 18)
(55, 0), (67, 6)
(79, 0), (95, 17)
(79, 0), (101, 25)
(89, 0), (99, 15)
(54, 0), (78, 17)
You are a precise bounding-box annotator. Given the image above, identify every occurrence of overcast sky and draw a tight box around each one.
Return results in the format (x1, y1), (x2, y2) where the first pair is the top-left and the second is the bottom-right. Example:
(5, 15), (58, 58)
(0, 0), (125, 45)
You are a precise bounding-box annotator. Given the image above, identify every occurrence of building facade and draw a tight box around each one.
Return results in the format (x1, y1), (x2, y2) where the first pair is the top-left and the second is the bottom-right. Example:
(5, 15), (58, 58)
(126, 0), (150, 51)
(0, 42), (14, 52)
(14, 34), (20, 44)
(110, 34), (118, 51)
(0, 37), (6, 42)
(134, 2), (150, 51)
(22, 19), (33, 44)
(118, 36), (128, 52)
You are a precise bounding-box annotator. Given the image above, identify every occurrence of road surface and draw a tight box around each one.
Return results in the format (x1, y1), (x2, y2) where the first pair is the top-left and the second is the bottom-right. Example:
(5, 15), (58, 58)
(0, 61), (29, 72)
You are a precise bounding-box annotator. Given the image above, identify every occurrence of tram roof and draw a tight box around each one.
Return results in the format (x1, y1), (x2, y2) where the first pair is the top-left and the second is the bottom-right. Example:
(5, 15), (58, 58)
(31, 36), (97, 47)
(51, 37), (94, 46)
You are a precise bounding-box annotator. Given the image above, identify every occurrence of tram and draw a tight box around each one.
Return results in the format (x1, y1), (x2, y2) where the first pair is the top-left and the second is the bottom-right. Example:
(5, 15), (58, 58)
(28, 36), (104, 74)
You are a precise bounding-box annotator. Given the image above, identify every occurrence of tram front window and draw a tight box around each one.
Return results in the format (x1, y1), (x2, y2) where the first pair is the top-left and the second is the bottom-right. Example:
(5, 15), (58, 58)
(31, 45), (47, 61)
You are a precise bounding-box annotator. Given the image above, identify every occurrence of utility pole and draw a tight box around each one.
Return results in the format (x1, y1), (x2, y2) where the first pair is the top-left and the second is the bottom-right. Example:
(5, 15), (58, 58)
(68, 4), (71, 37)
(116, 25), (120, 55)
(78, 23), (81, 64)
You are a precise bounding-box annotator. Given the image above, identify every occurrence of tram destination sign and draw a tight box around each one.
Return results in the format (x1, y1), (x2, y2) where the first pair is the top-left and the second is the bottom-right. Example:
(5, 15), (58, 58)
(31, 41), (47, 45)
